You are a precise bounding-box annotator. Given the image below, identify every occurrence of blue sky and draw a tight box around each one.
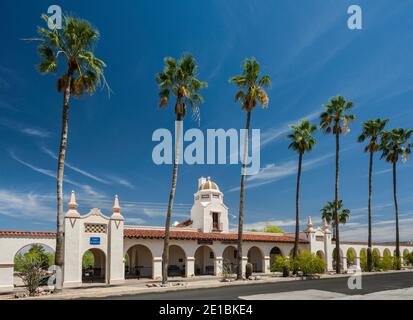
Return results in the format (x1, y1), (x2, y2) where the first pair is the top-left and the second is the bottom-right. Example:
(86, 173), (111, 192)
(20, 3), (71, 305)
(0, 0), (412, 241)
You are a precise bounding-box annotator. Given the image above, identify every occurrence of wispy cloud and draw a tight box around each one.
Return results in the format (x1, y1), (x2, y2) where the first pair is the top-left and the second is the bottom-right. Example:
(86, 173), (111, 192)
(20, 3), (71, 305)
(41, 147), (109, 184)
(106, 175), (135, 189)
(41, 146), (135, 189)
(227, 152), (334, 192)
(0, 190), (54, 220)
(0, 118), (50, 138)
(260, 110), (320, 147)
(10, 151), (107, 203)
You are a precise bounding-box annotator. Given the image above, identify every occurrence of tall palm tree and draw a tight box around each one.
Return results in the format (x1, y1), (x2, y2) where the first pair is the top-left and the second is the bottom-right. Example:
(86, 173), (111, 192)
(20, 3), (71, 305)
(229, 58), (271, 280)
(30, 15), (108, 291)
(156, 54), (207, 284)
(320, 200), (351, 240)
(379, 128), (413, 270)
(320, 96), (355, 274)
(287, 120), (317, 259)
(357, 118), (388, 272)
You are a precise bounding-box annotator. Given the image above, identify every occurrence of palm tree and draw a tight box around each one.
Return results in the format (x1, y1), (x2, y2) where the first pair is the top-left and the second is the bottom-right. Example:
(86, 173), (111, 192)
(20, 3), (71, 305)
(320, 96), (355, 274)
(379, 128), (413, 270)
(357, 118), (388, 272)
(156, 54), (207, 284)
(30, 15), (108, 291)
(287, 120), (317, 259)
(229, 58), (271, 280)
(320, 200), (351, 240)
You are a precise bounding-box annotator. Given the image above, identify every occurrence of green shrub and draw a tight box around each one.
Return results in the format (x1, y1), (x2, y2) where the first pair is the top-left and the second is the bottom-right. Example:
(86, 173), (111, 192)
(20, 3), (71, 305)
(295, 252), (325, 276)
(360, 251), (368, 272)
(405, 252), (413, 264)
(271, 255), (290, 277)
(17, 254), (48, 296)
(222, 259), (236, 279)
(380, 256), (393, 271)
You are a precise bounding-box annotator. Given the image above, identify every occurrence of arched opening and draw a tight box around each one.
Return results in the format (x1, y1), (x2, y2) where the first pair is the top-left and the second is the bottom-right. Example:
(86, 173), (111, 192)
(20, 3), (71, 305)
(346, 248), (357, 267)
(403, 249), (410, 259)
(332, 248), (344, 271)
(125, 244), (153, 279)
(270, 247), (283, 266)
(247, 246), (263, 273)
(13, 243), (55, 288)
(222, 246), (237, 274)
(360, 248), (367, 271)
(168, 245), (186, 277)
(194, 246), (215, 275)
(82, 248), (106, 283)
(383, 248), (391, 257)
(372, 248), (381, 269)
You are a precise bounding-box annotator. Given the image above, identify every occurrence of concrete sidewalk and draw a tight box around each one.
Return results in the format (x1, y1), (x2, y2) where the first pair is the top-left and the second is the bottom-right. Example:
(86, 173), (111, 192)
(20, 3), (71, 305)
(3, 269), (411, 300)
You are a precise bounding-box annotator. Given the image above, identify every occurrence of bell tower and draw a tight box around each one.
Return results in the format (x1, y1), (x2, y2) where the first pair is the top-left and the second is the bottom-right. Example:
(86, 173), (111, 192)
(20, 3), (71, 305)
(190, 177), (229, 233)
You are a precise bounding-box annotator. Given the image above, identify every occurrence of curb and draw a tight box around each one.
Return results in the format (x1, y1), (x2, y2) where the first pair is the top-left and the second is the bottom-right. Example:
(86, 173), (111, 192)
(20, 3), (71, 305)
(7, 269), (413, 300)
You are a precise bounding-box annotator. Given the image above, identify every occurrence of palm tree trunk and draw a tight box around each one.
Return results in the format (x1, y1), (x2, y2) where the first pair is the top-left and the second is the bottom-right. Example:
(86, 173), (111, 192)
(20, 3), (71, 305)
(162, 113), (182, 284)
(54, 71), (72, 292)
(367, 150), (373, 272)
(334, 130), (341, 274)
(293, 152), (303, 259)
(393, 161), (401, 270)
(237, 111), (251, 280)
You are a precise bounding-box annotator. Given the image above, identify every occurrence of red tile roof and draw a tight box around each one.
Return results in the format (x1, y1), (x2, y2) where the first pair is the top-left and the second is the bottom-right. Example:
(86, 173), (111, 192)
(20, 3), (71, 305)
(0, 230), (56, 238)
(0, 229), (308, 244)
(124, 229), (308, 243)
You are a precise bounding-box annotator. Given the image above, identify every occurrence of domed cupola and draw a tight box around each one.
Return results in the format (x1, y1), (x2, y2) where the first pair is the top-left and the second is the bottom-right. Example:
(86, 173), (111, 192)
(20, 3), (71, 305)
(199, 177), (220, 191)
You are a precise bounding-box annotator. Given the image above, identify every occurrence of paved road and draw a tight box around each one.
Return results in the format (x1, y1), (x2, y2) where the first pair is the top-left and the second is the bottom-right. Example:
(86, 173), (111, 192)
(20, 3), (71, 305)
(103, 272), (413, 300)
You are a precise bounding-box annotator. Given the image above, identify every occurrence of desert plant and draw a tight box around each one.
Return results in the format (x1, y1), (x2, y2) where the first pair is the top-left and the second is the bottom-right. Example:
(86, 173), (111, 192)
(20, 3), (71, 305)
(380, 128), (413, 270)
(287, 120), (317, 258)
(229, 58), (271, 280)
(221, 259), (236, 279)
(156, 54), (207, 284)
(358, 119), (388, 272)
(320, 95), (355, 274)
(29, 15), (109, 291)
(17, 255), (49, 296)
(295, 252), (325, 276)
(380, 256), (394, 271)
(271, 255), (290, 277)
(245, 263), (253, 279)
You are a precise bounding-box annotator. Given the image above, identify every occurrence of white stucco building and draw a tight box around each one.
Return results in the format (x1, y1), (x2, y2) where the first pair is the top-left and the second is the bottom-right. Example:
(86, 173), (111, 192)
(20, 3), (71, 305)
(0, 176), (412, 291)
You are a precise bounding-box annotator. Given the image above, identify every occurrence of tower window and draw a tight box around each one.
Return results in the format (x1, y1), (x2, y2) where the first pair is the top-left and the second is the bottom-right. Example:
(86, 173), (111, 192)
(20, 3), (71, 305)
(212, 212), (219, 231)
(201, 194), (209, 199)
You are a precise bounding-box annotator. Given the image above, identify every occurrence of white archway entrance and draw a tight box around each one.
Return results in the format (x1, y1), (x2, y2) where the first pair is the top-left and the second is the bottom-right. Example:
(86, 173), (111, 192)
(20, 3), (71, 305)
(270, 246), (283, 266)
(194, 246), (215, 275)
(82, 248), (106, 283)
(126, 244), (153, 279)
(168, 245), (186, 277)
(222, 246), (237, 274)
(247, 246), (263, 273)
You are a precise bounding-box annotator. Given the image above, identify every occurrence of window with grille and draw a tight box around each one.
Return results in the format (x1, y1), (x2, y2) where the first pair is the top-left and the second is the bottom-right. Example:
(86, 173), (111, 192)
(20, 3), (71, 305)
(84, 224), (107, 234)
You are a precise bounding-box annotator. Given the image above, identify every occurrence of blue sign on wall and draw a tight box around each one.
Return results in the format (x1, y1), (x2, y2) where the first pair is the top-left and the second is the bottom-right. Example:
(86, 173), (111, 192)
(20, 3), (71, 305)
(90, 237), (100, 245)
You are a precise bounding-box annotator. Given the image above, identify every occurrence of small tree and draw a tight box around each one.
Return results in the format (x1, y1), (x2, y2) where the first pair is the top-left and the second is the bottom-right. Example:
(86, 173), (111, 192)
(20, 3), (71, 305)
(221, 259), (236, 280)
(295, 252), (325, 276)
(271, 255), (290, 277)
(18, 255), (48, 296)
(263, 226), (285, 234)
